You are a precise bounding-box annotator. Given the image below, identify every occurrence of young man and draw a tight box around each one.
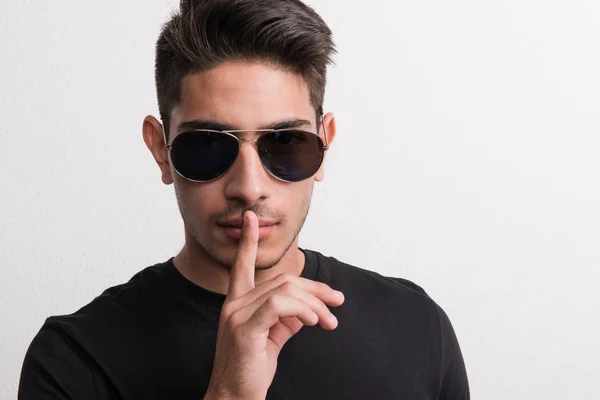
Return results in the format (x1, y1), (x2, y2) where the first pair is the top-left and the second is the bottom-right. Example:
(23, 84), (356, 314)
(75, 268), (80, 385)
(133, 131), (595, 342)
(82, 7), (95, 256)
(19, 0), (470, 399)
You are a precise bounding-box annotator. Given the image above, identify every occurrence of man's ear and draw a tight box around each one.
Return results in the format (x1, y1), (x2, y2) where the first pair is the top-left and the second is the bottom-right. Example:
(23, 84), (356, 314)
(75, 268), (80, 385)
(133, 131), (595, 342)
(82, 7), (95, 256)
(142, 115), (174, 185)
(314, 112), (336, 182)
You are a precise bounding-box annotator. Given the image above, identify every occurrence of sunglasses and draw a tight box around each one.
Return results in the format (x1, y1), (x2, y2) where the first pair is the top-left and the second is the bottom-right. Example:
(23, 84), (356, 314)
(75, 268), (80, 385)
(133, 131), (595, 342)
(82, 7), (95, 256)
(164, 119), (329, 183)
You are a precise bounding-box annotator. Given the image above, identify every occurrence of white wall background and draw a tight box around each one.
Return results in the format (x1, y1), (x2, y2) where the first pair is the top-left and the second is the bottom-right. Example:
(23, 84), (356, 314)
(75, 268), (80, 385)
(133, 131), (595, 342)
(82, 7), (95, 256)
(1, 0), (599, 398)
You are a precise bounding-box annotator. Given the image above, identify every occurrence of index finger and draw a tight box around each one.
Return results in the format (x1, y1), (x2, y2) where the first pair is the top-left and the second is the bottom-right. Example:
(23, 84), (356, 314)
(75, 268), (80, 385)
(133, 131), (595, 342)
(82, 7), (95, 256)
(227, 210), (259, 299)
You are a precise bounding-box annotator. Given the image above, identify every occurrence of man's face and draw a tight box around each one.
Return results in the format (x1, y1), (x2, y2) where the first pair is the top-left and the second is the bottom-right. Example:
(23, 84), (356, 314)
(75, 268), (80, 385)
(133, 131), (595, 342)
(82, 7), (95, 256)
(164, 62), (327, 270)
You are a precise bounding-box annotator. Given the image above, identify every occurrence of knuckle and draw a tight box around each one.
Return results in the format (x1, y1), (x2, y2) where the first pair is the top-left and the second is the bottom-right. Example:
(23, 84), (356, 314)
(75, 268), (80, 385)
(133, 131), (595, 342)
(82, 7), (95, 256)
(278, 281), (297, 295)
(266, 294), (284, 313)
(274, 273), (292, 285)
(226, 309), (243, 330)
(220, 302), (235, 318)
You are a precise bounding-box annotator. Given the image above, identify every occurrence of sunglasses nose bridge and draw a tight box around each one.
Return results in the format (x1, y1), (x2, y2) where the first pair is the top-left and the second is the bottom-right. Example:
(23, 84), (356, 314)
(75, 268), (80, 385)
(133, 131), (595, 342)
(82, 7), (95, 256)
(237, 137), (261, 156)
(237, 137), (258, 147)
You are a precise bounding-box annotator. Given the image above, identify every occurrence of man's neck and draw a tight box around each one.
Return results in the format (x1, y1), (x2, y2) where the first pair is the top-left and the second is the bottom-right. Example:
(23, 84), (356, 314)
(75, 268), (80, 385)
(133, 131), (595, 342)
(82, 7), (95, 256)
(172, 234), (305, 296)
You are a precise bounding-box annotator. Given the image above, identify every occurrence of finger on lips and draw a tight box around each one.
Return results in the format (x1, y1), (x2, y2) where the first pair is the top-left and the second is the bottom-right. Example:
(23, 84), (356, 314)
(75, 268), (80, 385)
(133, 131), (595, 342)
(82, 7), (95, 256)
(226, 210), (344, 331)
(228, 210), (259, 299)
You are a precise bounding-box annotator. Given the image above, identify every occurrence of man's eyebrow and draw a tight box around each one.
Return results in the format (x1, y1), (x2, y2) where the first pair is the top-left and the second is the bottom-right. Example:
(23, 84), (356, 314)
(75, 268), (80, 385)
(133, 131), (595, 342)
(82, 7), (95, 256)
(176, 120), (234, 132)
(259, 119), (313, 130)
(176, 118), (313, 133)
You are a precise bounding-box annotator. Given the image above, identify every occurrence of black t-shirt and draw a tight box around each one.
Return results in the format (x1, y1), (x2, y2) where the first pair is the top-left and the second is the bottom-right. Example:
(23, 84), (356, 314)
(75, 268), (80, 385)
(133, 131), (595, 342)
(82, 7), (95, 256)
(18, 248), (470, 399)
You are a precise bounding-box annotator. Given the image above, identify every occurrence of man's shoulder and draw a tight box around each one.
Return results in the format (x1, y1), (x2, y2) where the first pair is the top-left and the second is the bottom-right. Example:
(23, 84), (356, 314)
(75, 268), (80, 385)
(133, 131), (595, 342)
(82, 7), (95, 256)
(20, 260), (174, 398)
(45, 259), (172, 330)
(308, 249), (448, 331)
(307, 249), (430, 299)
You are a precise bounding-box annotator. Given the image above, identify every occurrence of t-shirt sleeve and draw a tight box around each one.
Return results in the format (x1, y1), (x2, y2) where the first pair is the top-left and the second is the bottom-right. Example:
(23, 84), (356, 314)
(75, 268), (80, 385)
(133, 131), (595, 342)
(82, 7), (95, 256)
(437, 305), (470, 400)
(18, 318), (112, 400)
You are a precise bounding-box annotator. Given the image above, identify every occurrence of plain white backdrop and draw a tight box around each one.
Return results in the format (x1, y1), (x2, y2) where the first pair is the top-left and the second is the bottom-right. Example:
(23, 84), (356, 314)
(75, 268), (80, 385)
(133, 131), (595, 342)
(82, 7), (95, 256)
(1, 0), (599, 398)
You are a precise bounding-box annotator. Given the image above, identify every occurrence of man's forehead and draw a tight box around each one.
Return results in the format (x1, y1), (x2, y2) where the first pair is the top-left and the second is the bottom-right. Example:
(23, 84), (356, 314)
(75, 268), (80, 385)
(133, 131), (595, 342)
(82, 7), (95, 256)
(179, 63), (310, 104)
(179, 62), (310, 99)
(169, 62), (316, 138)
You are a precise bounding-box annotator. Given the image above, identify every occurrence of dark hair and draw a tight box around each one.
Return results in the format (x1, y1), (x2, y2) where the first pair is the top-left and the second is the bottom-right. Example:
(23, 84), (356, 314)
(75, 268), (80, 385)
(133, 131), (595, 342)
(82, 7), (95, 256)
(154, 0), (336, 141)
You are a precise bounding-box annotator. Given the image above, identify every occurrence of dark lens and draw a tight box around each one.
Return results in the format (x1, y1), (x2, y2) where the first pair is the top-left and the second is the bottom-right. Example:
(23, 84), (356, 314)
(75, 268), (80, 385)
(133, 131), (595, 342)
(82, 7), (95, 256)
(169, 131), (239, 181)
(257, 130), (325, 182)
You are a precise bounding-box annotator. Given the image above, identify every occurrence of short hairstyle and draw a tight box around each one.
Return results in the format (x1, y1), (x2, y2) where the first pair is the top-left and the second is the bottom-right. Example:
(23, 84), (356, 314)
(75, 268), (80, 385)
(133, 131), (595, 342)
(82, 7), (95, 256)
(154, 0), (336, 141)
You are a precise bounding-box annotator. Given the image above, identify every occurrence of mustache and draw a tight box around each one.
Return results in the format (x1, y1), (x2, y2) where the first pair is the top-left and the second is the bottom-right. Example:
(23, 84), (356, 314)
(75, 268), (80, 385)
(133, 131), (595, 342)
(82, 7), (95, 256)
(210, 204), (283, 225)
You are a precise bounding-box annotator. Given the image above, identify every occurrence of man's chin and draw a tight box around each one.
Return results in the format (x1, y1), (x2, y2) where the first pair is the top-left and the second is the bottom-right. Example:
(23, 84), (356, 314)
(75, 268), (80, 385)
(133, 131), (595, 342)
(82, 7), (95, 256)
(196, 222), (298, 270)
(203, 240), (281, 270)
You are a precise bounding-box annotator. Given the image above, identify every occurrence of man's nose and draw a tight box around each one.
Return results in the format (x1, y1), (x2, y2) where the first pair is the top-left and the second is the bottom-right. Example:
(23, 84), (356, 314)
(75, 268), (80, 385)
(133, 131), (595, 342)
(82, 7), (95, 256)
(223, 138), (270, 205)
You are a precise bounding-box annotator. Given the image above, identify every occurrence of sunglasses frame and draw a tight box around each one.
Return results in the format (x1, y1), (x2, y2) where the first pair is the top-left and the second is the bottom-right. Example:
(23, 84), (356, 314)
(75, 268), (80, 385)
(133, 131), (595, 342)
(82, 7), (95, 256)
(163, 115), (329, 183)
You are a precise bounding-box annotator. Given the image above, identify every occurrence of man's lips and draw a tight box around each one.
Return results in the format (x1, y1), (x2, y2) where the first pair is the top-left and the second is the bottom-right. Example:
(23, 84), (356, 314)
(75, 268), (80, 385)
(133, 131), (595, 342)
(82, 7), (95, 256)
(219, 225), (277, 240)
(218, 217), (277, 228)
(217, 219), (278, 240)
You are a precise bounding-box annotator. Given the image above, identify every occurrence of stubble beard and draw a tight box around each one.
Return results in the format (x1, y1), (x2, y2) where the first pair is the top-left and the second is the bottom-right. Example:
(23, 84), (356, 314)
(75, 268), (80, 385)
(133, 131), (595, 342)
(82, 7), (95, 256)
(175, 186), (312, 272)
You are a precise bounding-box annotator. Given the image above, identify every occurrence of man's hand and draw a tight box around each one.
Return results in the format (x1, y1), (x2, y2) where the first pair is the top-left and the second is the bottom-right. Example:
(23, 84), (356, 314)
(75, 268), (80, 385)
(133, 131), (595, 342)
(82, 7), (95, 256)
(204, 210), (345, 400)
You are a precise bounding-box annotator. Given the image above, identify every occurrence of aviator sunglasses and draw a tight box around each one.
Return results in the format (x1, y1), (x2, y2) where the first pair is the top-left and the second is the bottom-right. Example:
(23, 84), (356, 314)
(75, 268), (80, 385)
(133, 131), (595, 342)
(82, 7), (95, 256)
(164, 116), (329, 183)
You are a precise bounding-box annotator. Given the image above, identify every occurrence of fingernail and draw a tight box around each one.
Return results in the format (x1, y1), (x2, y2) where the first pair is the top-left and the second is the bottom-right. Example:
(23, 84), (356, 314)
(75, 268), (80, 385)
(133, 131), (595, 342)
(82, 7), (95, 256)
(334, 290), (344, 299)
